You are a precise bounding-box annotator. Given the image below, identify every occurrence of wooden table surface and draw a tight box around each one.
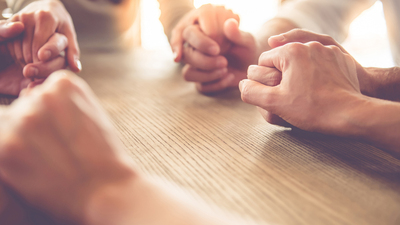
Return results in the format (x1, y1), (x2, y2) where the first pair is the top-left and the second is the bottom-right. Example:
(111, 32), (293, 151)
(2, 49), (400, 225)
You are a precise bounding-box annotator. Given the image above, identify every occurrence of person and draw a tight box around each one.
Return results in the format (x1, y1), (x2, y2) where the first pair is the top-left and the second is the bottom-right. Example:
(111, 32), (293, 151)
(239, 28), (400, 158)
(0, 70), (259, 225)
(174, 0), (400, 94)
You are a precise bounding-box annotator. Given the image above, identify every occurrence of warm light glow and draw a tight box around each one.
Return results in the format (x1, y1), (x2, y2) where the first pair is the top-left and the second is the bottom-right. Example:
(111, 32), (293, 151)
(141, 0), (393, 67)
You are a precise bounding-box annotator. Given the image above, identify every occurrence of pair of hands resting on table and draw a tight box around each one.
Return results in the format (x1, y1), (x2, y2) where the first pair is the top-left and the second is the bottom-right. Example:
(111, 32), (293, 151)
(239, 29), (400, 157)
(170, 4), (260, 93)
(0, 71), (248, 225)
(0, 0), (81, 96)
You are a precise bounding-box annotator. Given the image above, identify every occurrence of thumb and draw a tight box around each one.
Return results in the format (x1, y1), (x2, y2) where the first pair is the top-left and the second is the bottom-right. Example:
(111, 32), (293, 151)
(0, 21), (24, 42)
(223, 18), (253, 47)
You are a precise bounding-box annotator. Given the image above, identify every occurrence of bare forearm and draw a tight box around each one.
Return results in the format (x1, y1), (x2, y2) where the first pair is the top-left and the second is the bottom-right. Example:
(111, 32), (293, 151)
(158, 0), (194, 40)
(84, 174), (249, 225)
(363, 67), (400, 102)
(346, 95), (400, 158)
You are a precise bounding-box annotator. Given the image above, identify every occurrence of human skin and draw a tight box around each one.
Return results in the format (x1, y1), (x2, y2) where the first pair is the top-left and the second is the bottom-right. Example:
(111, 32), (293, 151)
(171, 13), (299, 93)
(8, 0), (81, 75)
(0, 71), (255, 225)
(239, 38), (400, 158)
(250, 29), (400, 127)
(0, 20), (71, 96)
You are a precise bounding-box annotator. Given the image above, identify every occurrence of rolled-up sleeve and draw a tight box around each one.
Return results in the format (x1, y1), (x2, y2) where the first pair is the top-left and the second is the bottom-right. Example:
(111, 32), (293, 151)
(276, 0), (376, 42)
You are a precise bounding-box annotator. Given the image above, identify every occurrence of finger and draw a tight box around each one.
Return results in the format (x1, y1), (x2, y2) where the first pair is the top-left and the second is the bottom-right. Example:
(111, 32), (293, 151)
(198, 5), (220, 41)
(170, 9), (198, 62)
(32, 12), (58, 63)
(258, 45), (294, 71)
(6, 42), (16, 61)
(0, 21), (24, 42)
(20, 16), (34, 64)
(182, 25), (220, 56)
(38, 33), (68, 62)
(13, 39), (25, 67)
(182, 45), (227, 70)
(257, 107), (292, 127)
(247, 65), (282, 86)
(268, 29), (348, 53)
(170, 27), (185, 62)
(223, 18), (254, 47)
(182, 64), (228, 83)
(239, 79), (281, 112)
(58, 22), (81, 72)
(23, 56), (66, 79)
(196, 73), (235, 93)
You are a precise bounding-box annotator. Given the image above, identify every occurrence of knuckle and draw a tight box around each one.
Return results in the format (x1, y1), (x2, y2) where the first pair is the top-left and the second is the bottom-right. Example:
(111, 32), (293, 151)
(321, 34), (335, 44)
(285, 42), (307, 56)
(54, 75), (77, 91)
(19, 13), (33, 22)
(307, 41), (324, 49)
(35, 10), (52, 21)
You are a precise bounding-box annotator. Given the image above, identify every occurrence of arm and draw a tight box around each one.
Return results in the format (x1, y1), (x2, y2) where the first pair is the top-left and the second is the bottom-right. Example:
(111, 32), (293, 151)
(345, 96), (400, 157)
(362, 67), (400, 101)
(240, 30), (400, 158)
(0, 71), (257, 225)
(158, 0), (194, 41)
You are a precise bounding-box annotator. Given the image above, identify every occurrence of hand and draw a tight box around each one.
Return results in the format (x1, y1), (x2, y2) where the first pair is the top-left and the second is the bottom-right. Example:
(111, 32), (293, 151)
(181, 18), (260, 93)
(8, 0), (81, 72)
(0, 71), (135, 223)
(0, 20), (70, 96)
(170, 4), (240, 62)
(240, 41), (363, 135)
(267, 29), (374, 97)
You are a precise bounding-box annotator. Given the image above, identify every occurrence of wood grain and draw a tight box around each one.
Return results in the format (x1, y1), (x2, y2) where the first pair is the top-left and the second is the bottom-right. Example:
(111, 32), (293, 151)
(2, 49), (400, 225)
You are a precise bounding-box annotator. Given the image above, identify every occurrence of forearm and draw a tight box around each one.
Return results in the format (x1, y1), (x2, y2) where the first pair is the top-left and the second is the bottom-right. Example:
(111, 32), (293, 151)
(346, 95), (400, 158)
(362, 67), (400, 101)
(255, 18), (298, 53)
(84, 174), (244, 225)
(158, 0), (194, 40)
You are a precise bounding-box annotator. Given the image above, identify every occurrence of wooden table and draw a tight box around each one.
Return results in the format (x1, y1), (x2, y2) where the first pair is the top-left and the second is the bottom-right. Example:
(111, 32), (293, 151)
(2, 49), (400, 225)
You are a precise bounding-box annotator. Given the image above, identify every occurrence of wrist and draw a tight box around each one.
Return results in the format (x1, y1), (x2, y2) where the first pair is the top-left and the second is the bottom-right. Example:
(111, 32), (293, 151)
(81, 170), (141, 225)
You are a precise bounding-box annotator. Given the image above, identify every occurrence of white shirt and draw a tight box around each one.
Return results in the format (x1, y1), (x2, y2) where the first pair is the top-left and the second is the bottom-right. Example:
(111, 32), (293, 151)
(276, 0), (400, 66)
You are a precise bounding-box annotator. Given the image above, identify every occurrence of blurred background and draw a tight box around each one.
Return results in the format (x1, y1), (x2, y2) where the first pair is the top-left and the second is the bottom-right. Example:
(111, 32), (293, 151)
(142, 0), (394, 68)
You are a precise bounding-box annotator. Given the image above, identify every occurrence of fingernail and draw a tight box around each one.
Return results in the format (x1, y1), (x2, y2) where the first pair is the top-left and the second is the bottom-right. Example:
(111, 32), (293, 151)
(42, 50), (51, 61)
(173, 51), (178, 61)
(28, 67), (38, 77)
(208, 46), (219, 55)
(75, 59), (82, 71)
(271, 34), (285, 42)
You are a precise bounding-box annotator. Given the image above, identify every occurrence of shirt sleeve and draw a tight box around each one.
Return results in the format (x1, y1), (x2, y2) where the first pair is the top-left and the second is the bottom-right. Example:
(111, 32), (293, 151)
(158, 0), (194, 40)
(276, 0), (377, 42)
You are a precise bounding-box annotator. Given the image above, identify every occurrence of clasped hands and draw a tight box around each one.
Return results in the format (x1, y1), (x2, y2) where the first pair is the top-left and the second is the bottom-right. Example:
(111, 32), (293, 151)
(0, 0), (80, 96)
(171, 4), (260, 94)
